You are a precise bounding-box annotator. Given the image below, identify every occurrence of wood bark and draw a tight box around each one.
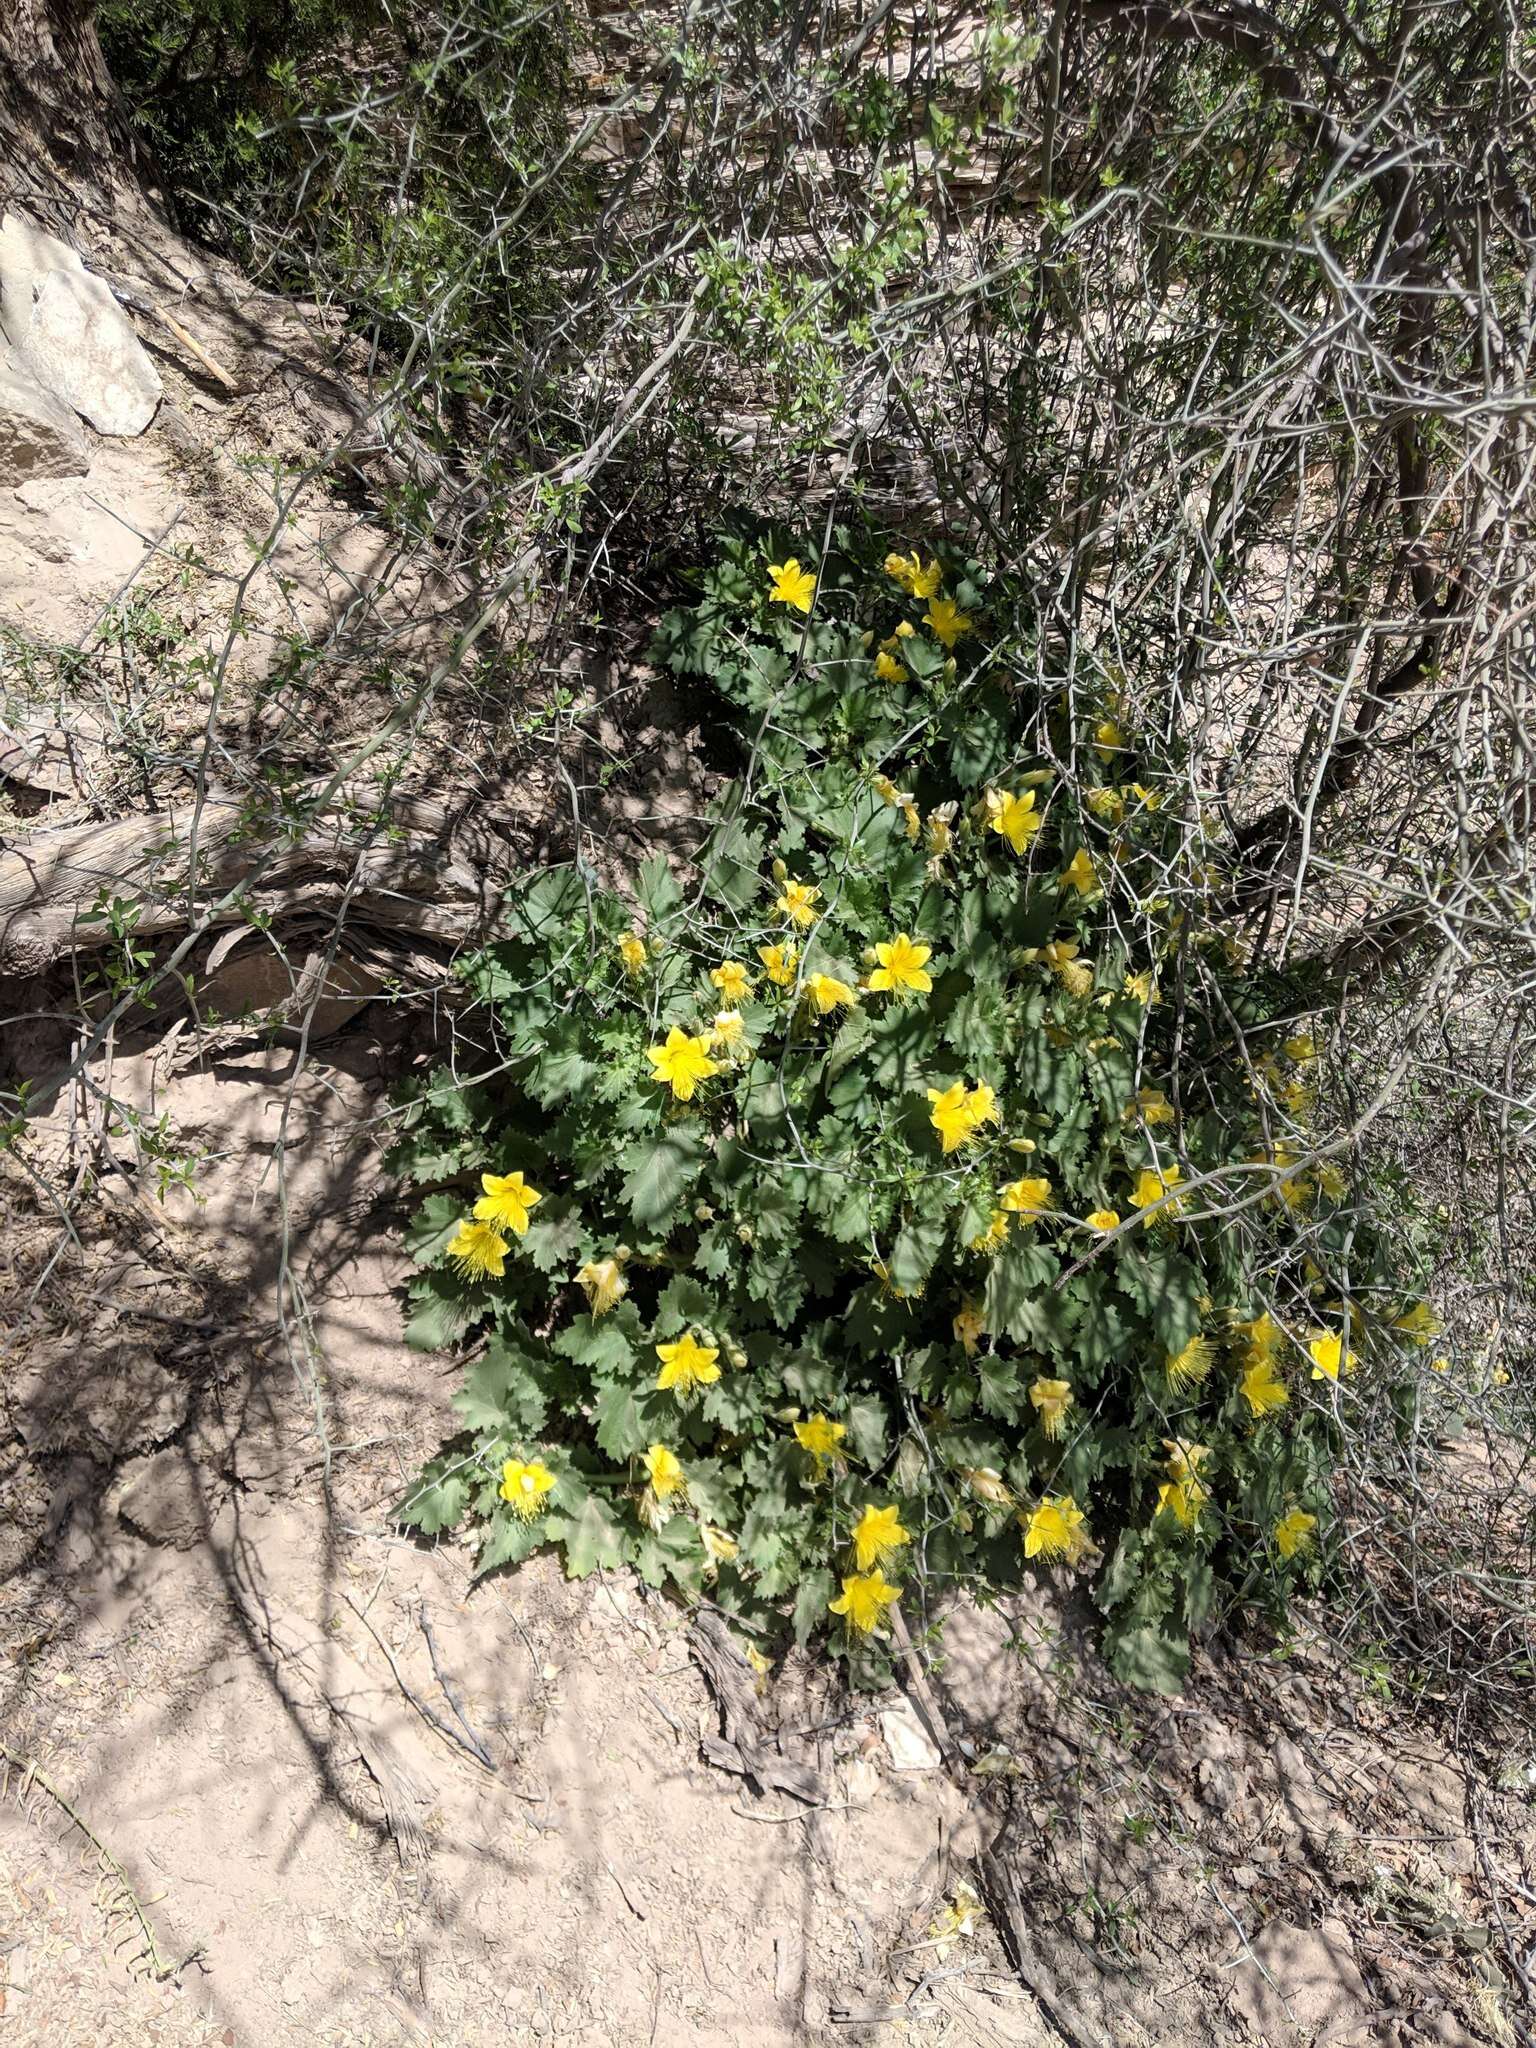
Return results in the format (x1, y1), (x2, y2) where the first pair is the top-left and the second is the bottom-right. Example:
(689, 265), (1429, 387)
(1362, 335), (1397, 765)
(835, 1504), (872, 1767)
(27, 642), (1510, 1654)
(0, 784), (520, 978)
(0, 0), (162, 212)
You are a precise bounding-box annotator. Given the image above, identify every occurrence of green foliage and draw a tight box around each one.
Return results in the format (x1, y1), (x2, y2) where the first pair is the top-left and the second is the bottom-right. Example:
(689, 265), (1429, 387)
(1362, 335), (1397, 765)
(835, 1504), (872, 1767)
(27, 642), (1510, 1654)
(388, 526), (1430, 1684)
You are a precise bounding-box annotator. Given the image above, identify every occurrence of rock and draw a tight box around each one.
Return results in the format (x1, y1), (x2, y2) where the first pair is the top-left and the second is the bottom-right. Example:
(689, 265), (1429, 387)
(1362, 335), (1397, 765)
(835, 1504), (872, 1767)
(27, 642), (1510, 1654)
(0, 213), (161, 437)
(14, 1341), (189, 1460)
(0, 345), (90, 483)
(1228, 1916), (1373, 2043)
(880, 1696), (942, 1771)
(110, 1449), (211, 1549)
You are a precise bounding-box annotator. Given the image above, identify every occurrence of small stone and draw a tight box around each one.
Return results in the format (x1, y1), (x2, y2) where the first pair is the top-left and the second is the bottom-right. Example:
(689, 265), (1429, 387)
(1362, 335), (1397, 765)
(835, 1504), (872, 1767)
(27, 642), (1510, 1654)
(879, 1697), (941, 1771)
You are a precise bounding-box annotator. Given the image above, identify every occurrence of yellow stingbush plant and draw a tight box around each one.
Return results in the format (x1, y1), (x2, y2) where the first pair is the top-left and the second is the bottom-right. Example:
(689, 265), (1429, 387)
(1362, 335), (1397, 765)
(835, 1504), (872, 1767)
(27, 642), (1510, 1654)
(389, 526), (1436, 1691)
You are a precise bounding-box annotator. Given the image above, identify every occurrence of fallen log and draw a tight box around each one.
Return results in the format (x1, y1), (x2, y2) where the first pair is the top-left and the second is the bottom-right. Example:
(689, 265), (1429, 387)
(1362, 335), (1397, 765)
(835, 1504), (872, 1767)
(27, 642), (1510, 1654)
(0, 780), (521, 977)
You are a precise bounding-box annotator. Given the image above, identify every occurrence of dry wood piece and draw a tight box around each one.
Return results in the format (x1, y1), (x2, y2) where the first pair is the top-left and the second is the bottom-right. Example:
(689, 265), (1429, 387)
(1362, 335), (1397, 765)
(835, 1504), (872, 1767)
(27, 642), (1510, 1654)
(0, 778), (522, 976)
(688, 1610), (829, 1810)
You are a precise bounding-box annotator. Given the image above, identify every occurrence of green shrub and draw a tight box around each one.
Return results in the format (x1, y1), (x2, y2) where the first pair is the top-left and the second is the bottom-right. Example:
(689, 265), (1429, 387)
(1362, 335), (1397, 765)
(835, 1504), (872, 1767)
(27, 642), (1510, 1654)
(388, 524), (1434, 1692)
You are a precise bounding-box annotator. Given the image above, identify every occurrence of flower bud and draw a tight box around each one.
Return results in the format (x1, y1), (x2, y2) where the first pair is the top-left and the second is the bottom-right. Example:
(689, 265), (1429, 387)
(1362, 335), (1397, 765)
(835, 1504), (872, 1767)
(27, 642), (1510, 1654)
(772, 857), (788, 882)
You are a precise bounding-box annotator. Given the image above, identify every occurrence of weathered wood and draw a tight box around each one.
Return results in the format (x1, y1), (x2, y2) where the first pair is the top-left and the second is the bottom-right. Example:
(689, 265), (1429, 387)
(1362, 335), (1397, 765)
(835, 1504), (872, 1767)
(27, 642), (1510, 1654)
(0, 782), (520, 975)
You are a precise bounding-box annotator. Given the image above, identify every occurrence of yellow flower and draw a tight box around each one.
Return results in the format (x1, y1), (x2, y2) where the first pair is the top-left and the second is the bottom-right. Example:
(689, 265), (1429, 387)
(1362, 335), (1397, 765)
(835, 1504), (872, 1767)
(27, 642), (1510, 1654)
(851, 1504), (910, 1573)
(646, 1026), (719, 1101)
(1238, 1311), (1283, 1366)
(1085, 1209), (1120, 1233)
(803, 971), (858, 1016)
(1307, 1331), (1356, 1381)
(924, 802), (956, 863)
(1165, 1332), (1213, 1389)
(576, 1256), (628, 1316)
(829, 1568), (901, 1636)
(928, 1081), (974, 1154)
(969, 1209), (1010, 1255)
(1022, 1494), (1086, 1561)
(952, 1302), (985, 1354)
(1123, 970), (1157, 1005)
(795, 1413), (847, 1466)
(875, 649), (905, 683)
(447, 1218), (508, 1281)
(1130, 1164), (1183, 1216)
(1028, 1377), (1073, 1440)
(1059, 847), (1098, 897)
(1283, 1033), (1318, 1062)
(1162, 1437), (1210, 1481)
(618, 931), (648, 975)
(884, 549), (942, 598)
(1129, 780), (1162, 810)
(710, 959), (754, 1003)
(655, 1332), (721, 1395)
(500, 1458), (557, 1519)
(700, 1524), (738, 1565)
(1241, 1357), (1289, 1417)
(1316, 1162), (1347, 1199)
(1281, 1076), (1314, 1117)
(1274, 1508), (1317, 1559)
(1125, 1087), (1174, 1125)
(473, 1170), (543, 1238)
(963, 1466), (1012, 1505)
(1093, 717), (1126, 761)
(644, 1442), (684, 1500)
(1393, 1301), (1440, 1346)
(983, 787), (1041, 855)
(1430, 1354), (1450, 1374)
(1086, 785), (1125, 822)
(1042, 937), (1095, 997)
(1000, 1175), (1052, 1220)
(867, 933), (933, 997)
(708, 1008), (748, 1053)
(871, 775), (920, 840)
(924, 596), (971, 646)
(758, 942), (798, 986)
(775, 877), (820, 927)
(927, 1079), (998, 1152)
(1156, 1477), (1206, 1528)
(767, 557), (816, 611)
(965, 1082), (999, 1132)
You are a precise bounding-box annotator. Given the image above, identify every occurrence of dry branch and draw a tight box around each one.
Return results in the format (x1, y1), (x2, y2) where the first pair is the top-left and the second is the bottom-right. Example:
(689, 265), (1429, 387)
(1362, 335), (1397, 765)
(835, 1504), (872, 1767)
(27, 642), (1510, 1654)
(0, 781), (522, 976)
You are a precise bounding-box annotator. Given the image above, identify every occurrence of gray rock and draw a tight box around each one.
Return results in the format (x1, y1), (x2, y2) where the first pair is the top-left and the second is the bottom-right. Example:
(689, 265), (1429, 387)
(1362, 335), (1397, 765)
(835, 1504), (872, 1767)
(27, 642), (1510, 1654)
(0, 212), (161, 437)
(111, 1449), (213, 1549)
(0, 344), (89, 482)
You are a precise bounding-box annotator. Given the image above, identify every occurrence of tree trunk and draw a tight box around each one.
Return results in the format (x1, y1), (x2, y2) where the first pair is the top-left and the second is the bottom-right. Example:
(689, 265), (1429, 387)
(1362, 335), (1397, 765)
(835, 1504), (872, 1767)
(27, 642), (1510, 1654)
(0, 0), (162, 213)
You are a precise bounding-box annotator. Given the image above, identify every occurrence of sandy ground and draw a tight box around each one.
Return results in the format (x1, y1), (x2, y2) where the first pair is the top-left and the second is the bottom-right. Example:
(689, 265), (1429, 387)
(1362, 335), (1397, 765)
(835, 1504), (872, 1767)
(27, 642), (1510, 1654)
(2, 1031), (1528, 2048)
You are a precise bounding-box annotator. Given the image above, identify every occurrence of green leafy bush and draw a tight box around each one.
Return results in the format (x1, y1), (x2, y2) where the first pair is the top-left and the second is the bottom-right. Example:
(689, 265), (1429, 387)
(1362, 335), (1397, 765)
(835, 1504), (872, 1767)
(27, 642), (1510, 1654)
(389, 525), (1433, 1692)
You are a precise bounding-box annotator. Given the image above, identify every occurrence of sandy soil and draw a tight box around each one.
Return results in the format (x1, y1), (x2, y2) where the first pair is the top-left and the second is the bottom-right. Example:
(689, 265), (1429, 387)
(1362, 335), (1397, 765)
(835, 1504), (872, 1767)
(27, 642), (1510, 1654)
(1, 1030), (1528, 2048)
